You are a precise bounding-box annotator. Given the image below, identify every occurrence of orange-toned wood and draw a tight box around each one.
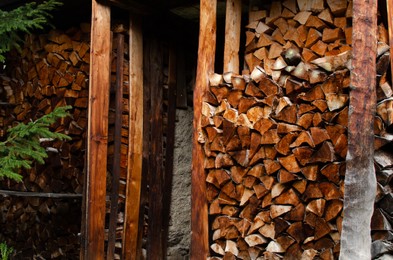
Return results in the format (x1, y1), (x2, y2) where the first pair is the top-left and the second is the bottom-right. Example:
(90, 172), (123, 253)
(83, 0), (111, 259)
(223, 0), (242, 73)
(123, 16), (144, 260)
(387, 0), (393, 79)
(192, 0), (217, 258)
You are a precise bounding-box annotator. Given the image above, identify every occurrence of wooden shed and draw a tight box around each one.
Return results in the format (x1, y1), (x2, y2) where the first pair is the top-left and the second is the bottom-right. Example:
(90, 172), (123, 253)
(0, 0), (393, 259)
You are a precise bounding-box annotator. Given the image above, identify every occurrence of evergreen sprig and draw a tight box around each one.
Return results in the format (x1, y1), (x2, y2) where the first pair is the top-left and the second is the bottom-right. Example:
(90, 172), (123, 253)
(0, 242), (13, 260)
(0, 106), (71, 182)
(0, 0), (63, 62)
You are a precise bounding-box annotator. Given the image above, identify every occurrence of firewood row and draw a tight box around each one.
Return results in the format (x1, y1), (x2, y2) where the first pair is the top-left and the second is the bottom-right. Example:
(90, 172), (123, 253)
(0, 24), (92, 258)
(201, 0), (393, 259)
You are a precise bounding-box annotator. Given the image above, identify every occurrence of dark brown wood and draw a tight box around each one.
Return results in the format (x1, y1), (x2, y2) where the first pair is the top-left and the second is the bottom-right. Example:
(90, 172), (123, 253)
(83, 1), (111, 259)
(123, 15), (144, 260)
(340, 0), (377, 258)
(107, 32), (124, 260)
(161, 42), (177, 257)
(146, 37), (164, 260)
(192, 0), (217, 258)
(176, 45), (188, 108)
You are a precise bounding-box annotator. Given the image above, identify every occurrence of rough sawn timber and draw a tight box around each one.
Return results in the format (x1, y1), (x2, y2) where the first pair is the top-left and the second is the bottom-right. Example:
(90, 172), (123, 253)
(340, 0), (377, 259)
(83, 0), (111, 258)
(192, 0), (217, 258)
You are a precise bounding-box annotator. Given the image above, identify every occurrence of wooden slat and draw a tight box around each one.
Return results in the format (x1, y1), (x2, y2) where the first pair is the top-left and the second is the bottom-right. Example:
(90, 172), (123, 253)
(146, 38), (164, 260)
(122, 15), (144, 260)
(223, 0), (242, 73)
(191, 0), (217, 258)
(161, 43), (177, 256)
(107, 32), (124, 260)
(176, 46), (188, 109)
(83, 0), (111, 259)
(0, 190), (82, 198)
(339, 0), (377, 258)
(387, 0), (393, 78)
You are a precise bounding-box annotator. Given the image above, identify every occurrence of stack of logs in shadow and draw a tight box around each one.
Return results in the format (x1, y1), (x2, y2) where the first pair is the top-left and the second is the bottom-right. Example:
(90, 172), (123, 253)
(0, 23), (131, 258)
(0, 25), (91, 258)
(201, 0), (393, 259)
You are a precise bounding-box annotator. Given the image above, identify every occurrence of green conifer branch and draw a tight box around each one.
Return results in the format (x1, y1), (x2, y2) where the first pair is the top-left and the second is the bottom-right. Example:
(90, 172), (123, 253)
(0, 106), (72, 182)
(0, 0), (63, 62)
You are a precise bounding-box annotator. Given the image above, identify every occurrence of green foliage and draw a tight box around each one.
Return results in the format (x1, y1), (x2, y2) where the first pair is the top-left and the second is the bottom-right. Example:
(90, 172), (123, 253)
(0, 106), (71, 182)
(0, 242), (13, 260)
(0, 0), (63, 62)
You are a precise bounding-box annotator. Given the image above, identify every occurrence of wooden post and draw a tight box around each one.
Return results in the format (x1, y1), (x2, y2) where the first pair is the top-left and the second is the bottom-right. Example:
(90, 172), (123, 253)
(83, 0), (111, 259)
(107, 32), (124, 260)
(122, 15), (144, 260)
(387, 0), (393, 78)
(340, 0), (377, 259)
(191, 0), (216, 258)
(146, 38), (164, 260)
(161, 43), (177, 256)
(223, 0), (241, 74)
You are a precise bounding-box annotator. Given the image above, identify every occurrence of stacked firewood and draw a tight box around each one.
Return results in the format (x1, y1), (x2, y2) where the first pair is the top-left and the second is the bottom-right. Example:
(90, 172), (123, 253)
(201, 0), (393, 259)
(0, 25), (92, 257)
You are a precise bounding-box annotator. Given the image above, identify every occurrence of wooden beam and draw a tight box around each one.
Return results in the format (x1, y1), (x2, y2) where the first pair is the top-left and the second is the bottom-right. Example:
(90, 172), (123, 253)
(223, 0), (241, 73)
(161, 43), (177, 257)
(122, 15), (144, 260)
(83, 1), (111, 259)
(191, 0), (216, 258)
(0, 190), (82, 198)
(339, 0), (377, 259)
(107, 32), (124, 260)
(387, 0), (393, 79)
(146, 37), (164, 260)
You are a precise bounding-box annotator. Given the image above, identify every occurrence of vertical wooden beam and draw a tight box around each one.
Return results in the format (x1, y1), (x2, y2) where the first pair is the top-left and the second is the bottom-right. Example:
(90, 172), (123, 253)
(387, 0), (393, 78)
(107, 33), (124, 260)
(340, 0), (377, 259)
(84, 0), (111, 259)
(223, 0), (241, 74)
(146, 38), (164, 260)
(161, 43), (177, 256)
(123, 15), (144, 260)
(191, 0), (216, 258)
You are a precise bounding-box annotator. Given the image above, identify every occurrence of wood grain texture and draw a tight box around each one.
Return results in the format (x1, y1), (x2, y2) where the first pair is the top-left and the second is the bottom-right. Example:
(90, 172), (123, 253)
(146, 38), (164, 260)
(123, 16), (144, 260)
(223, 0), (241, 73)
(387, 0), (393, 79)
(161, 43), (177, 257)
(191, 0), (217, 258)
(340, 0), (377, 259)
(84, 0), (111, 259)
(107, 32), (124, 260)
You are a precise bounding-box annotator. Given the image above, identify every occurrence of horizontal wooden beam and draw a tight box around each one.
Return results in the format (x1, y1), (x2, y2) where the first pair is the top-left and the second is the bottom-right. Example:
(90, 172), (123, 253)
(0, 190), (82, 198)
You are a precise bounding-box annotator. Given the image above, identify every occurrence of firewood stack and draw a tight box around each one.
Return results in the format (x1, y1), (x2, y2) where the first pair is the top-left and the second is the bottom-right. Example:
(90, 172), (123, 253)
(0, 25), (92, 257)
(200, 0), (393, 258)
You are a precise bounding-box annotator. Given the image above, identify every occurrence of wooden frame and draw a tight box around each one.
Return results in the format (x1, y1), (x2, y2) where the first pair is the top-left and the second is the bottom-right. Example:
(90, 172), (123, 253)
(83, 0), (111, 258)
(123, 15), (144, 260)
(191, 0), (217, 258)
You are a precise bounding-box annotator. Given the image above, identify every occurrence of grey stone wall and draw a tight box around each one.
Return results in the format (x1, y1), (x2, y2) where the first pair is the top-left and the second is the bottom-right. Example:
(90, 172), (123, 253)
(167, 107), (193, 259)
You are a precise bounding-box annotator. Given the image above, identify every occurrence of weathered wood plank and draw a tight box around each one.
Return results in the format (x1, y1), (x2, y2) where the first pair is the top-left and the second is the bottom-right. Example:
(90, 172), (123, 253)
(224, 0), (242, 73)
(387, 0), (393, 79)
(107, 32), (124, 260)
(83, 0), (111, 258)
(146, 38), (164, 260)
(340, 0), (377, 259)
(176, 46), (188, 109)
(161, 42), (177, 258)
(122, 15), (144, 260)
(191, 0), (217, 258)
(0, 190), (82, 198)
